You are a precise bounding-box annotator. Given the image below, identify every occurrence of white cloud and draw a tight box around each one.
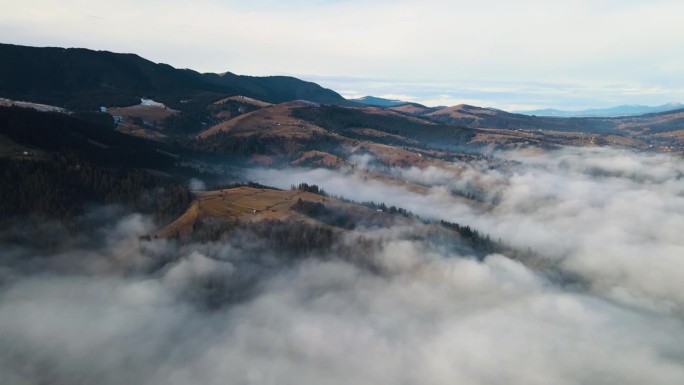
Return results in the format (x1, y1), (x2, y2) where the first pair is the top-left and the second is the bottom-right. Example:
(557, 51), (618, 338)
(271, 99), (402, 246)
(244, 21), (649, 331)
(2, 147), (684, 383)
(2, 225), (684, 384)
(248, 147), (684, 315)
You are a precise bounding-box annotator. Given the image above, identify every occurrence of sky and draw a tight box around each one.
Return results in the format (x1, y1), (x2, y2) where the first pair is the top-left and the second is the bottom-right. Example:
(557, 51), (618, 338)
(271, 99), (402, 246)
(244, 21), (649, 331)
(2, 0), (684, 110)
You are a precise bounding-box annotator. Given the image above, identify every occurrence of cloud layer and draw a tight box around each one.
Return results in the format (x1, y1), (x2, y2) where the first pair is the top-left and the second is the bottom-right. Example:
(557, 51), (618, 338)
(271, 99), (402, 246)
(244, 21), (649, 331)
(248, 147), (684, 315)
(2, 147), (684, 384)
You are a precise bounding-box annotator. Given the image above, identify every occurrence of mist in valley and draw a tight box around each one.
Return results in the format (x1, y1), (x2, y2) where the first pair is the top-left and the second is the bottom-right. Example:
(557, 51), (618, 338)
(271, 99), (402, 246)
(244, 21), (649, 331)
(2, 147), (684, 384)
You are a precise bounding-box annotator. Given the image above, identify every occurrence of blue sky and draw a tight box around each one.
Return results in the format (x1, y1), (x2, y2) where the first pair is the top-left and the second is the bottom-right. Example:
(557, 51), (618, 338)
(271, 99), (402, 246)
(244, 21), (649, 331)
(2, 0), (684, 110)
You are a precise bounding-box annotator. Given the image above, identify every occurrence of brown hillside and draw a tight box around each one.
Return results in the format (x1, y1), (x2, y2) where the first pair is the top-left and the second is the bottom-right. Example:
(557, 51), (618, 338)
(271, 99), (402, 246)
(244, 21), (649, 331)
(389, 104), (431, 115)
(196, 101), (327, 140)
(214, 95), (273, 108)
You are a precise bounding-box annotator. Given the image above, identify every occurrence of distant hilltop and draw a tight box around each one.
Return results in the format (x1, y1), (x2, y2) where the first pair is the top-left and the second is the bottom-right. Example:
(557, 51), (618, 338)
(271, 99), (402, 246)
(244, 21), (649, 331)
(349, 96), (412, 107)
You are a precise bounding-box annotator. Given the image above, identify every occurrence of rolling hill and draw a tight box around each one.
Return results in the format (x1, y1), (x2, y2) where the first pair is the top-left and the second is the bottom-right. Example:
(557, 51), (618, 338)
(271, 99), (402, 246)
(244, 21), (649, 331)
(424, 104), (617, 133)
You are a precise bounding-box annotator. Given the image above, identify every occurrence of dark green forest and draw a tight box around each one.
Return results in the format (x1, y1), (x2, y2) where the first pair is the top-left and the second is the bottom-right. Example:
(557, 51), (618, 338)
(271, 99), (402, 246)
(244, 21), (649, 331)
(0, 106), (172, 168)
(0, 155), (191, 221)
(0, 106), (191, 221)
(0, 43), (349, 111)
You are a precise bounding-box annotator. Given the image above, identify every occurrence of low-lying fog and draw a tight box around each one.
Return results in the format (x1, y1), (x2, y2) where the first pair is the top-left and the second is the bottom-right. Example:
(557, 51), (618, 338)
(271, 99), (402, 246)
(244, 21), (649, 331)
(2, 147), (684, 384)
(249, 147), (684, 315)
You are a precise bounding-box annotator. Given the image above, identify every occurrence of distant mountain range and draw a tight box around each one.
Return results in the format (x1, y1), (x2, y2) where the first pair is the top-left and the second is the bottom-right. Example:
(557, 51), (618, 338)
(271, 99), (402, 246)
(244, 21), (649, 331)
(353, 95), (684, 120)
(515, 103), (684, 118)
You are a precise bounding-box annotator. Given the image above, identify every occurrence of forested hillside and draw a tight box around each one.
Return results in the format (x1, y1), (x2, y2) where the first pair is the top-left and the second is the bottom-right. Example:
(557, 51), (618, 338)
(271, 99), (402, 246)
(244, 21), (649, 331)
(0, 106), (191, 221)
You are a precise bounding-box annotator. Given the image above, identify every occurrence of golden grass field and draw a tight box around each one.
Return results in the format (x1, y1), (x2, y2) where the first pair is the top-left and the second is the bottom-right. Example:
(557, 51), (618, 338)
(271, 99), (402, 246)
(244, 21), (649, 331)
(157, 187), (332, 238)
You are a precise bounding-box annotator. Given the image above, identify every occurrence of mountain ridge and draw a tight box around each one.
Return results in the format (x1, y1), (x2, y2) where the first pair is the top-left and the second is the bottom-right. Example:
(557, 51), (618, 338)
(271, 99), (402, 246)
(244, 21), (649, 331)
(0, 43), (350, 110)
